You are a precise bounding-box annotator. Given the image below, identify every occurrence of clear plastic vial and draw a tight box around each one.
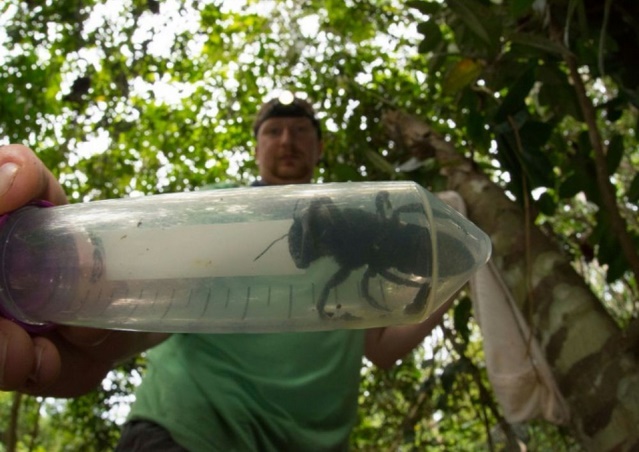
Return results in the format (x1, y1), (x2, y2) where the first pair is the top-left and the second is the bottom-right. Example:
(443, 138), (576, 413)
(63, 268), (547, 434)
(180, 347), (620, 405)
(0, 181), (491, 333)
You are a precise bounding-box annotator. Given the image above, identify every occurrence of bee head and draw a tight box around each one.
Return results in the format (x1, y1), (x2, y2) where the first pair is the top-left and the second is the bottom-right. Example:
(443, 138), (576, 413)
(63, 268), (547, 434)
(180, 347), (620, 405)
(289, 198), (327, 269)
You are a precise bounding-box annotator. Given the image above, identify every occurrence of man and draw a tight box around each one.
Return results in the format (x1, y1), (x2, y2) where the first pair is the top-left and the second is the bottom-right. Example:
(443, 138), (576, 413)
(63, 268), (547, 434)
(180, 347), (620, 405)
(0, 96), (451, 450)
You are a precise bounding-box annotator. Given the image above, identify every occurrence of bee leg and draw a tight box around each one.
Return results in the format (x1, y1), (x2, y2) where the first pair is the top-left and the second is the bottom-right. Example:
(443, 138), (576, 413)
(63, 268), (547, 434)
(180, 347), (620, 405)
(403, 282), (431, 315)
(317, 266), (352, 319)
(360, 268), (390, 311)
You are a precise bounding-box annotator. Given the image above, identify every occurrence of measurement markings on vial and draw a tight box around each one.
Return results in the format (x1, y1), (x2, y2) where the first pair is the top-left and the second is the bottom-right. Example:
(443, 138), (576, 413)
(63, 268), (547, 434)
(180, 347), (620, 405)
(152, 288), (159, 312)
(99, 286), (124, 316)
(108, 289), (117, 313)
(161, 289), (175, 319)
(128, 303), (140, 320)
(93, 288), (108, 315)
(242, 287), (251, 320)
(288, 285), (293, 319)
(199, 288), (212, 318)
(123, 291), (139, 321)
(133, 287), (146, 317)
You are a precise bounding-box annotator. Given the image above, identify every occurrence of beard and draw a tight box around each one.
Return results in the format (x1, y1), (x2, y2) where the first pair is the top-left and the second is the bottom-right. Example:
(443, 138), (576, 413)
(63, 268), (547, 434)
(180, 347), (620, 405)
(274, 156), (313, 181)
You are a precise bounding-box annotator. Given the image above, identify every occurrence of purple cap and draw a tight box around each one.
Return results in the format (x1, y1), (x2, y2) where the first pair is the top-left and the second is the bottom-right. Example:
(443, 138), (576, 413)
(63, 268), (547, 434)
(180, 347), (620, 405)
(0, 201), (56, 333)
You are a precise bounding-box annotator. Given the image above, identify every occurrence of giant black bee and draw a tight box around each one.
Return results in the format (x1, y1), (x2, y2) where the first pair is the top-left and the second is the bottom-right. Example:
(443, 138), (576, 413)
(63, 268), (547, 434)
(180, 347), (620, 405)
(255, 191), (438, 319)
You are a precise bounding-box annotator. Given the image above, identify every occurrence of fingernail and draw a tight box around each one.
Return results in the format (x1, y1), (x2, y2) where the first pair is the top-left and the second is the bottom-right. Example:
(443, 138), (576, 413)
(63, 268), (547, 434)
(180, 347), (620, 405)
(0, 331), (8, 386)
(0, 162), (20, 197)
(28, 344), (44, 383)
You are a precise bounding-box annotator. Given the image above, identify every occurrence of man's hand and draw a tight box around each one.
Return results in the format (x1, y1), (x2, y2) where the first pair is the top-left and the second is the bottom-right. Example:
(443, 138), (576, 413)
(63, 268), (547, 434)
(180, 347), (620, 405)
(364, 294), (455, 370)
(0, 144), (168, 397)
(0, 144), (68, 213)
(0, 144), (71, 393)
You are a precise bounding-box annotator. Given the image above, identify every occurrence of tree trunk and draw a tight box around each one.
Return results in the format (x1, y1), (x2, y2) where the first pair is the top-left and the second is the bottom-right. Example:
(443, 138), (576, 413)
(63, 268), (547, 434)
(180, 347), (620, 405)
(5, 392), (22, 452)
(382, 110), (639, 451)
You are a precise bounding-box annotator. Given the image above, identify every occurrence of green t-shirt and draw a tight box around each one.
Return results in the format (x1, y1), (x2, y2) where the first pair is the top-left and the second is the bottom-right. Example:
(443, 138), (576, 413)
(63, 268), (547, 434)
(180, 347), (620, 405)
(128, 330), (366, 451)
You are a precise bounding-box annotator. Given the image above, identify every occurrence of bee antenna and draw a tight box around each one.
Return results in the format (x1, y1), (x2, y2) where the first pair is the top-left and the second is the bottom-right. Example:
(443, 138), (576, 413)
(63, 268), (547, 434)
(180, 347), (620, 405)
(253, 233), (289, 261)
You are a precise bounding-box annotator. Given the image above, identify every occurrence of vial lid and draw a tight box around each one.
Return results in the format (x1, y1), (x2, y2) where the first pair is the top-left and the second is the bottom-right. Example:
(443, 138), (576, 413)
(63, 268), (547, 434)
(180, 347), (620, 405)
(0, 201), (55, 333)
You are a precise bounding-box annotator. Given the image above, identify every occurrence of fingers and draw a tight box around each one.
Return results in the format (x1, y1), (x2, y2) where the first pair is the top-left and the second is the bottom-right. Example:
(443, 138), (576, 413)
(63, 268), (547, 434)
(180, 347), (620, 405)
(0, 321), (111, 395)
(0, 145), (67, 393)
(0, 321), (119, 397)
(0, 145), (113, 396)
(24, 336), (62, 393)
(0, 144), (67, 214)
(57, 325), (113, 347)
(0, 319), (61, 393)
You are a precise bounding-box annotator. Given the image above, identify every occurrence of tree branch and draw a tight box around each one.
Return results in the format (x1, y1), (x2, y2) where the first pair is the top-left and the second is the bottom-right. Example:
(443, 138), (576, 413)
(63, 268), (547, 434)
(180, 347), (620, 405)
(563, 52), (639, 286)
(6, 392), (22, 452)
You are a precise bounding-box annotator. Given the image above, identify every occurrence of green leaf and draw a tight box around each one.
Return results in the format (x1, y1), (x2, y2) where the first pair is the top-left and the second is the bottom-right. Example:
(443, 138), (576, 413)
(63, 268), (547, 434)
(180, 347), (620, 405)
(606, 134), (624, 175)
(510, 0), (535, 18)
(604, 96), (626, 122)
(440, 361), (460, 392)
(509, 32), (571, 56)
(407, 0), (442, 16)
(591, 210), (635, 283)
(515, 121), (556, 191)
(495, 65), (536, 123)
(465, 107), (490, 152)
(446, 0), (492, 44)
(558, 173), (584, 199)
(416, 21), (443, 54)
(365, 150), (397, 176)
(519, 120), (554, 148)
(442, 58), (484, 95)
(453, 297), (472, 344)
(537, 64), (583, 121)
(332, 163), (362, 182)
(628, 173), (639, 202)
(536, 191), (557, 215)
(597, 225), (627, 283)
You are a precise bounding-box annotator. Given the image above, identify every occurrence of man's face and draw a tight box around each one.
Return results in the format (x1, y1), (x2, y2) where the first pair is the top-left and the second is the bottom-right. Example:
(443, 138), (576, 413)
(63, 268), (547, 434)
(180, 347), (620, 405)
(255, 116), (323, 185)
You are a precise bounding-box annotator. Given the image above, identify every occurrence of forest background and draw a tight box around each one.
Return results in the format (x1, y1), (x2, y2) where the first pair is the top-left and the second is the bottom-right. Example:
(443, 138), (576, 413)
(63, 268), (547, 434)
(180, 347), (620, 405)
(1, 0), (638, 450)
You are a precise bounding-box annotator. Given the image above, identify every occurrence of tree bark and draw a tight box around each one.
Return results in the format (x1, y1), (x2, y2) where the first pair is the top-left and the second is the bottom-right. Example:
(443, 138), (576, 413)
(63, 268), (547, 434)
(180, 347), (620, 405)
(382, 110), (639, 451)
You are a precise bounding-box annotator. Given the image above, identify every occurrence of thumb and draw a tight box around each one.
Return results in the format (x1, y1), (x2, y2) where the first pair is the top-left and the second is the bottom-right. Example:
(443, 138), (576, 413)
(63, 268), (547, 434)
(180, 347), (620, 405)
(0, 144), (67, 214)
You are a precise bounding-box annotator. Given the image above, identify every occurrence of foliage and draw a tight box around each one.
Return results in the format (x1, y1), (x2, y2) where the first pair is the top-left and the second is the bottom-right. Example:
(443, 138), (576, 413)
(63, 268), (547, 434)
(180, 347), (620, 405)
(1, 0), (637, 450)
(406, 0), (639, 289)
(354, 302), (497, 450)
(0, 357), (143, 452)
